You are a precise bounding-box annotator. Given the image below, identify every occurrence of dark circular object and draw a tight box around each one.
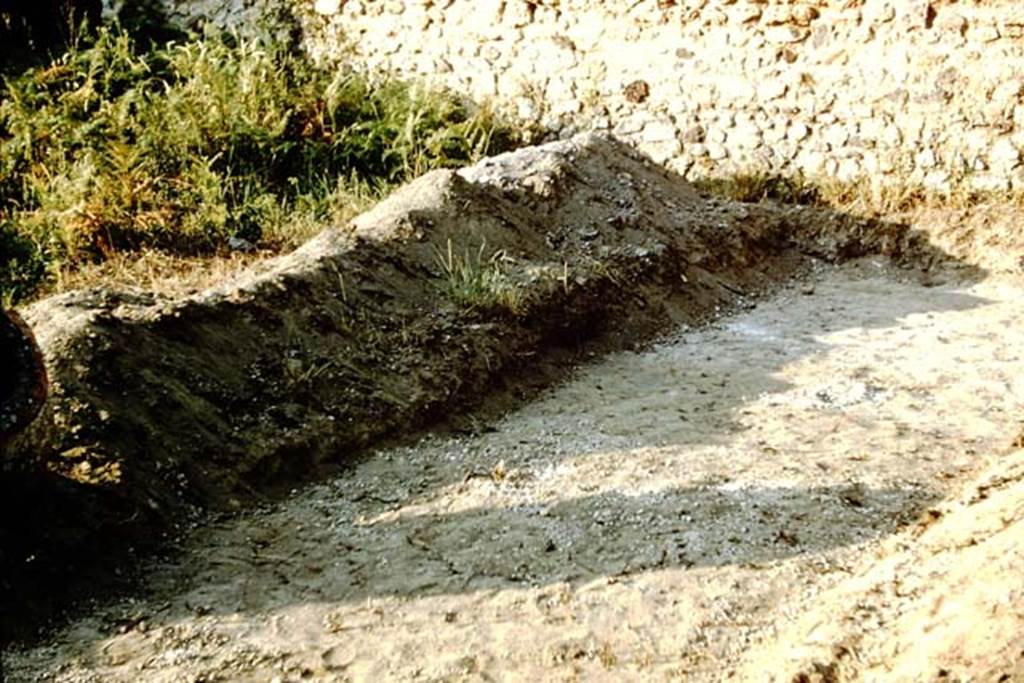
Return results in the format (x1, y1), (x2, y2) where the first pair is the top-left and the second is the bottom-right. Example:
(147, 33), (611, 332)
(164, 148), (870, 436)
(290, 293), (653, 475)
(0, 309), (48, 445)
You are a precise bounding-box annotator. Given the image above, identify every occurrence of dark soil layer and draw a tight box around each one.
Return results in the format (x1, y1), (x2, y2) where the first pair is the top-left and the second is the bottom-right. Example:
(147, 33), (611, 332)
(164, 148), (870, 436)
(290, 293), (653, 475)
(0, 134), (972, 638)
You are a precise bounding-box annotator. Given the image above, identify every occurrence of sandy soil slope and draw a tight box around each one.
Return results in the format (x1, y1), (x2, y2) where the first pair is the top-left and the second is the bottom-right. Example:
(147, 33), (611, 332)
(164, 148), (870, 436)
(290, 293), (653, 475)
(8, 259), (1023, 682)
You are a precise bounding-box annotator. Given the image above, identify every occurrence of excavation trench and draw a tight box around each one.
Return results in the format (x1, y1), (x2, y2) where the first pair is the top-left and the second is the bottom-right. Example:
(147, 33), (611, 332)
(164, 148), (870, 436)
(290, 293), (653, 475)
(7, 259), (1024, 682)
(2, 134), (1023, 680)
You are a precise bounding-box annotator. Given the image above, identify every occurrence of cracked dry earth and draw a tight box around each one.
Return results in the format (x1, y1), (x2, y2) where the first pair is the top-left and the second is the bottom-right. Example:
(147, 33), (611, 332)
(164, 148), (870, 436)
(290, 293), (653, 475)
(8, 259), (1024, 682)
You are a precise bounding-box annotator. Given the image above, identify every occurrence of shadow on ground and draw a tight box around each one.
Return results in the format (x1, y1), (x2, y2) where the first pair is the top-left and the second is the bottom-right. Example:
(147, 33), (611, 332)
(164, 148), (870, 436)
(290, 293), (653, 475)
(152, 483), (937, 620)
(512, 273), (992, 452)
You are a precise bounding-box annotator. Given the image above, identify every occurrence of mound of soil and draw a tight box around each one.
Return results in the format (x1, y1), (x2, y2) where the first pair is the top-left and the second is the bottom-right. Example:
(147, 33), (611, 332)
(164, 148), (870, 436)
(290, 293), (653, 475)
(0, 133), (972, 634)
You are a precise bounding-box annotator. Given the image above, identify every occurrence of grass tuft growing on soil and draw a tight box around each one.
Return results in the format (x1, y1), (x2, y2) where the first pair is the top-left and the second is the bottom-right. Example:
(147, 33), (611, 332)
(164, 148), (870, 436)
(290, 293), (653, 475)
(433, 239), (524, 314)
(0, 26), (522, 306)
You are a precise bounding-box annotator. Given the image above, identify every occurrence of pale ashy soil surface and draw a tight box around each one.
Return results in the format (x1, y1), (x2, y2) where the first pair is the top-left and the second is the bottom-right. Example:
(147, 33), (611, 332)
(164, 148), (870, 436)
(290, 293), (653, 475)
(8, 259), (1024, 682)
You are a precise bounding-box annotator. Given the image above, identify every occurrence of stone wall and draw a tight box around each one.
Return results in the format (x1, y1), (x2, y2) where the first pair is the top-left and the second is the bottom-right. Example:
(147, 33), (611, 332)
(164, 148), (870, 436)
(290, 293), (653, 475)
(168, 0), (1024, 191)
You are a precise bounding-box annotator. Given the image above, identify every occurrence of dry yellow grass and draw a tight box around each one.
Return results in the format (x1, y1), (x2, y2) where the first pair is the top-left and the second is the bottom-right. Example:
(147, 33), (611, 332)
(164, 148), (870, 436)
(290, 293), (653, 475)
(43, 249), (273, 299)
(695, 171), (1024, 218)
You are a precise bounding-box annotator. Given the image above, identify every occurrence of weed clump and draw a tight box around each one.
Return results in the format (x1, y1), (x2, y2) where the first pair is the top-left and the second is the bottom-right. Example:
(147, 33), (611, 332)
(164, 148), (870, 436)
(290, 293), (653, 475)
(433, 239), (523, 314)
(0, 27), (520, 305)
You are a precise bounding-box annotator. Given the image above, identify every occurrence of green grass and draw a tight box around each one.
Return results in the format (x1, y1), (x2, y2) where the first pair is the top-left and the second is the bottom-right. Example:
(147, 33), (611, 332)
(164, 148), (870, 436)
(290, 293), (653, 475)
(0, 26), (521, 306)
(433, 239), (523, 314)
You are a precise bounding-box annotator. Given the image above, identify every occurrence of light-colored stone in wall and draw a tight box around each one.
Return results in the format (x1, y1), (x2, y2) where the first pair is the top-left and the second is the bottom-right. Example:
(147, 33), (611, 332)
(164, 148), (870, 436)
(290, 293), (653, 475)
(158, 0), (1024, 191)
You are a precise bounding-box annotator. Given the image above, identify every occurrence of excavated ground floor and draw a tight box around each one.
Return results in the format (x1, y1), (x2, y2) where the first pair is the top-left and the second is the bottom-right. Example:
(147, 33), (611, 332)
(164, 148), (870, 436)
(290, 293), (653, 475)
(9, 258), (1024, 682)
